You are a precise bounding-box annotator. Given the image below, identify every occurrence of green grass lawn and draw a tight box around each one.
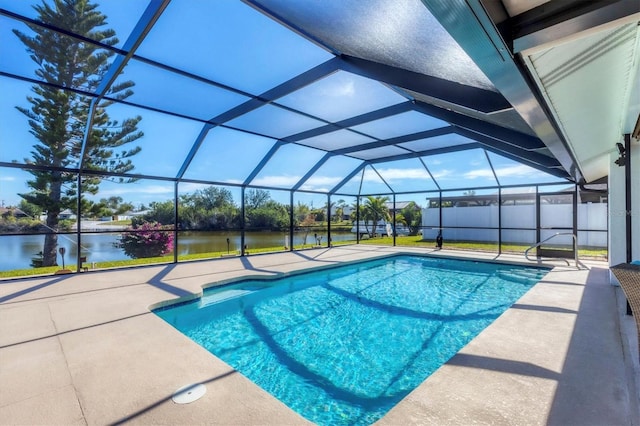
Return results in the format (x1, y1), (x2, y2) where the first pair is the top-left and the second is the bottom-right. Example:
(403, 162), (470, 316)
(359, 235), (607, 259)
(97, 219), (132, 226)
(0, 237), (607, 279)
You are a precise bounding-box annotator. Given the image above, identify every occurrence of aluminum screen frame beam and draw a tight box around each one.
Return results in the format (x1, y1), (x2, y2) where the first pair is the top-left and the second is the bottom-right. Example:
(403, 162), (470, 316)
(282, 101), (414, 144)
(364, 143), (482, 166)
(291, 153), (333, 191)
(413, 100), (546, 151)
(78, 0), (171, 169)
(329, 162), (367, 194)
(330, 127), (456, 156)
(421, 0), (584, 182)
(456, 128), (571, 180)
(338, 55), (512, 114)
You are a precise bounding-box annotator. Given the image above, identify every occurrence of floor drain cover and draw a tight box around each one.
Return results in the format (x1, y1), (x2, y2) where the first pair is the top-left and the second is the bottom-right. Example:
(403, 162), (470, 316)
(172, 383), (206, 404)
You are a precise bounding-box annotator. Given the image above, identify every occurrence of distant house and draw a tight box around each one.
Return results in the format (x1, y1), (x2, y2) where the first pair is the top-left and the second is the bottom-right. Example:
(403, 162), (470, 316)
(330, 205), (353, 221)
(129, 210), (150, 219)
(58, 209), (77, 220)
(100, 210), (148, 222)
(384, 201), (419, 215)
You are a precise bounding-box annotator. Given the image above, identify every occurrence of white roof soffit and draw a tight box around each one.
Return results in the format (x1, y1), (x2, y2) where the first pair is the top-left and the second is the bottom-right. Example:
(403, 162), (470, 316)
(520, 13), (640, 183)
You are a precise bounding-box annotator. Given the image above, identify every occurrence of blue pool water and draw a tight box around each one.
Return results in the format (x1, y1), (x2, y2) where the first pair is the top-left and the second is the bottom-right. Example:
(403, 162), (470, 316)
(155, 255), (548, 425)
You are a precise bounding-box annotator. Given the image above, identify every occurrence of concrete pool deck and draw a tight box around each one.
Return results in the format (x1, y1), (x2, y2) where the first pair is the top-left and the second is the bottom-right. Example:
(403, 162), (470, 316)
(0, 245), (638, 425)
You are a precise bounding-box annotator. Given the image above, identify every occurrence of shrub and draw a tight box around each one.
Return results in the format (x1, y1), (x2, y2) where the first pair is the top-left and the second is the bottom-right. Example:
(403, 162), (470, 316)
(115, 221), (174, 259)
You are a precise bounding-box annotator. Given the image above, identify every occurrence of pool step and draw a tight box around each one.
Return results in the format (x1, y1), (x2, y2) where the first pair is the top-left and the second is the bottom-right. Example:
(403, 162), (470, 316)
(199, 283), (274, 307)
(200, 289), (254, 306)
(497, 269), (544, 285)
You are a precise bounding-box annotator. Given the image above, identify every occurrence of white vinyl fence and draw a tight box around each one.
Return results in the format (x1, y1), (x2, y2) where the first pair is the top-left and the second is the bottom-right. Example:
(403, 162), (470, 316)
(421, 203), (607, 248)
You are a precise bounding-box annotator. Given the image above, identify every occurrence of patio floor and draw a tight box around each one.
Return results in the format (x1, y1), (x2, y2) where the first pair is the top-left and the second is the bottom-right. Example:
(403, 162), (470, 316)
(1, 245), (638, 425)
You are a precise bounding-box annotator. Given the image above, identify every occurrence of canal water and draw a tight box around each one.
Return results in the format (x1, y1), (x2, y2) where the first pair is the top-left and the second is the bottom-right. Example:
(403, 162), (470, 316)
(0, 231), (357, 271)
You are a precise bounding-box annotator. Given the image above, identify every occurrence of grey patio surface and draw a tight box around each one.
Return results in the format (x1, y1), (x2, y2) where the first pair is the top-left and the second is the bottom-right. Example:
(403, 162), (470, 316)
(1, 245), (638, 425)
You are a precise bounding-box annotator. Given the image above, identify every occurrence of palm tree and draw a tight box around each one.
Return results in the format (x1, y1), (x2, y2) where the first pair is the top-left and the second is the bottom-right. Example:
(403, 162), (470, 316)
(349, 199), (369, 237)
(363, 196), (389, 237)
(401, 201), (423, 236)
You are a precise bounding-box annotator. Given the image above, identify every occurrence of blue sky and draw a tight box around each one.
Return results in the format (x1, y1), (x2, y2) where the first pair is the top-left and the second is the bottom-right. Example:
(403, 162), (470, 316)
(0, 0), (565, 209)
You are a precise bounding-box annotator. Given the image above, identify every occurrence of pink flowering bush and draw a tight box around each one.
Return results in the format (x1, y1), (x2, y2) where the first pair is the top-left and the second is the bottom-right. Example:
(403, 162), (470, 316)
(115, 221), (174, 259)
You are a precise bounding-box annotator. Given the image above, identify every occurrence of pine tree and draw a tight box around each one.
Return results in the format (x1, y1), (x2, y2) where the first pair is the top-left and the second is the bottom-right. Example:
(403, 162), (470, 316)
(14, 0), (143, 266)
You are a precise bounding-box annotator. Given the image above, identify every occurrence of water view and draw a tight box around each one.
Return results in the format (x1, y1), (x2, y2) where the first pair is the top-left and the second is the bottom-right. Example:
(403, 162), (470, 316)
(0, 231), (356, 272)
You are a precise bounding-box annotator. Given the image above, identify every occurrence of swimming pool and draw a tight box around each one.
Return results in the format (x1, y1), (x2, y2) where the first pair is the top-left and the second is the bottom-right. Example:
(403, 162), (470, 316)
(154, 255), (548, 425)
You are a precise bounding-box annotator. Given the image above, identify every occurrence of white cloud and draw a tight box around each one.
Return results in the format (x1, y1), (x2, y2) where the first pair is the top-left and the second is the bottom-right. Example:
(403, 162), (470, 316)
(299, 185), (330, 192)
(463, 164), (547, 181)
(495, 164), (544, 177)
(371, 168), (431, 181)
(463, 169), (494, 180)
(320, 80), (355, 98)
(251, 175), (301, 187)
(296, 175), (344, 192)
(305, 175), (343, 186)
(177, 182), (210, 193)
(430, 169), (452, 180)
(0, 176), (16, 182)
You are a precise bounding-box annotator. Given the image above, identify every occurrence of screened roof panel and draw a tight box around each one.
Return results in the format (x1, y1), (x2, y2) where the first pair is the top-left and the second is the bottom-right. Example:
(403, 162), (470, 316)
(333, 168), (365, 195)
(252, 0), (496, 91)
(359, 165), (393, 195)
(114, 59), (250, 121)
(373, 158), (439, 192)
(249, 144), (325, 189)
(0, 0), (150, 49)
(486, 151), (566, 186)
(333, 165), (395, 195)
(422, 148), (497, 189)
(0, 16), (121, 93)
(275, 71), (407, 122)
(100, 103), (203, 177)
(297, 129), (376, 151)
(348, 146), (410, 161)
(0, 17), (33, 77)
(226, 104), (326, 139)
(349, 111), (449, 139)
(0, 77), (40, 164)
(0, 1), (39, 18)
(399, 133), (476, 153)
(183, 127), (277, 183)
(135, 0), (333, 95)
(406, 90), (537, 137)
(298, 155), (363, 192)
